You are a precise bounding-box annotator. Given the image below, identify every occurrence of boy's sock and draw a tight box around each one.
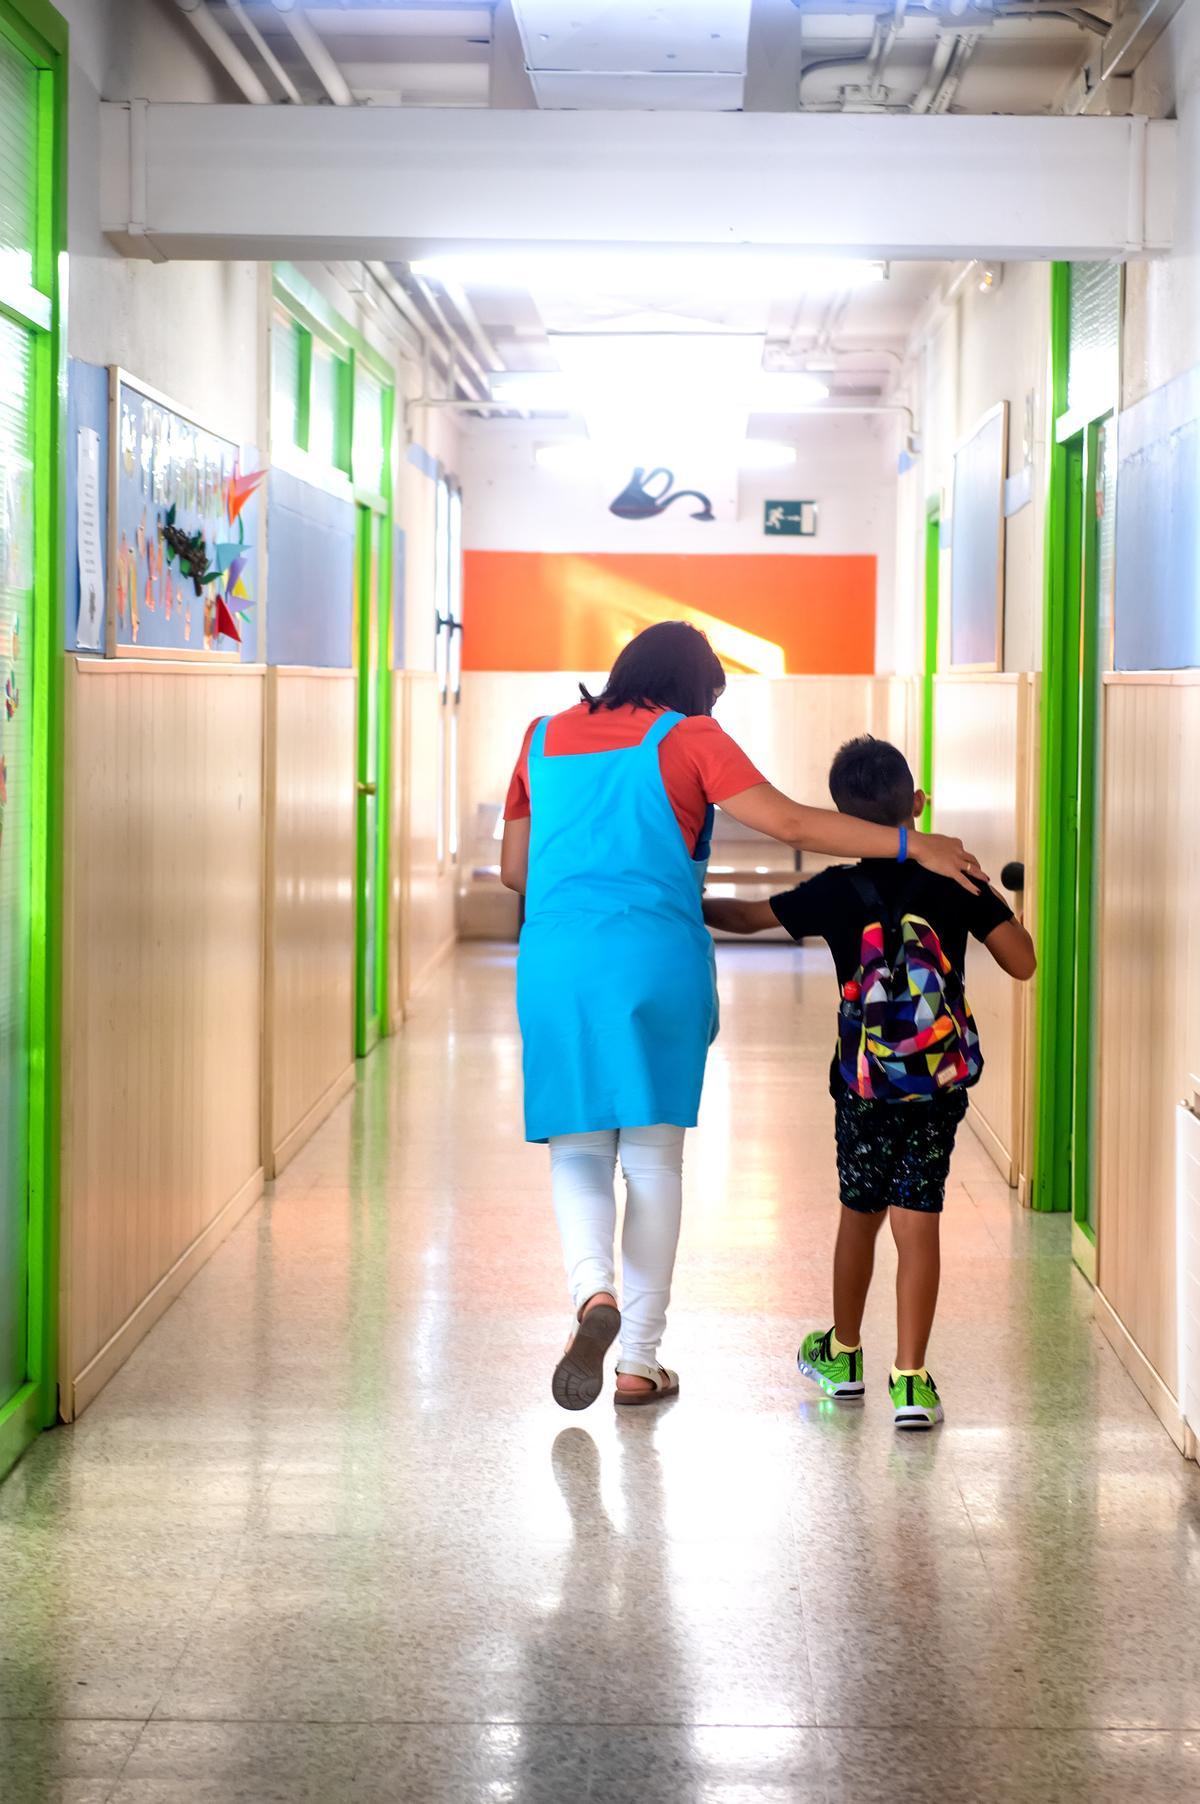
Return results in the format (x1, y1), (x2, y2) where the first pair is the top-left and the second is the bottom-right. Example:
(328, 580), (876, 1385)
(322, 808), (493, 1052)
(891, 1365), (928, 1384)
(831, 1331), (860, 1355)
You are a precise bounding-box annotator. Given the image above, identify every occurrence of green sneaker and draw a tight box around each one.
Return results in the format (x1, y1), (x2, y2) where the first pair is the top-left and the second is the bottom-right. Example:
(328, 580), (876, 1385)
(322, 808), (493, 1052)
(890, 1369), (944, 1430)
(797, 1328), (864, 1398)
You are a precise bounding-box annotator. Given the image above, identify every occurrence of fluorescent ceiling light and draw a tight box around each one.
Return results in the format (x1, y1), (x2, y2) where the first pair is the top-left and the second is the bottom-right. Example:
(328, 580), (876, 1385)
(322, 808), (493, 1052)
(413, 252), (886, 298)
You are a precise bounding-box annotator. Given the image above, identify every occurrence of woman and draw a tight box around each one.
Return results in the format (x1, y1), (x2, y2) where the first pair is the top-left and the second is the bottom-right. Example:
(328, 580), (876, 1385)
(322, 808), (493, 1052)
(500, 622), (984, 1411)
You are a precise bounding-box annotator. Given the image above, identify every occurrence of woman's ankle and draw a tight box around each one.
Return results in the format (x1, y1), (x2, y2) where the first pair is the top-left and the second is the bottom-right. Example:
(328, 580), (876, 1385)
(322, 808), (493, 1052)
(578, 1290), (617, 1320)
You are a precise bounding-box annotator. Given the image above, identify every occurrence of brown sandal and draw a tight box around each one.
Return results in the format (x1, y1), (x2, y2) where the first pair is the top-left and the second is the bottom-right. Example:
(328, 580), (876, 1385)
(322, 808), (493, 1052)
(551, 1301), (621, 1412)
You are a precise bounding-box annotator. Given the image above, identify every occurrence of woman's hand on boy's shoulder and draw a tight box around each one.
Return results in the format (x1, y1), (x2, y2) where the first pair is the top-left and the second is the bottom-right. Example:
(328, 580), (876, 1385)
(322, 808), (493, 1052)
(910, 832), (988, 894)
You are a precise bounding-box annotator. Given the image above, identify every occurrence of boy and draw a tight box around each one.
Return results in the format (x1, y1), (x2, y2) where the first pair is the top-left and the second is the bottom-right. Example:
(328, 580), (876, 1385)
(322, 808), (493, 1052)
(703, 736), (1036, 1430)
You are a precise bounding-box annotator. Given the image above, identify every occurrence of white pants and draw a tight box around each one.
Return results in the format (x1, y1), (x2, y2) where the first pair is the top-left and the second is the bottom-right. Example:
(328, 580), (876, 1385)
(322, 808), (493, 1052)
(549, 1124), (686, 1369)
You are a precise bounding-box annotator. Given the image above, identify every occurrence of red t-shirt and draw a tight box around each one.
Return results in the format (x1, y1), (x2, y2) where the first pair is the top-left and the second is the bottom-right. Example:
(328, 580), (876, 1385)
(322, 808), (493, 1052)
(504, 703), (765, 852)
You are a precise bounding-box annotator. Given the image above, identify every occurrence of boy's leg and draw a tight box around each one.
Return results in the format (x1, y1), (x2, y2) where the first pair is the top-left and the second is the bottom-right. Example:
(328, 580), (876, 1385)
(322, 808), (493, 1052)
(831, 1088), (898, 1346)
(884, 1088), (967, 1381)
(833, 1204), (889, 1349)
(888, 1205), (941, 1371)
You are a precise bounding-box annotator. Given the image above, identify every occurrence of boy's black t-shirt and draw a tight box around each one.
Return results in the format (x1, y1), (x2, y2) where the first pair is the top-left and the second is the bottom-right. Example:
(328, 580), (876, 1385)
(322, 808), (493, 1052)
(769, 860), (1014, 1094)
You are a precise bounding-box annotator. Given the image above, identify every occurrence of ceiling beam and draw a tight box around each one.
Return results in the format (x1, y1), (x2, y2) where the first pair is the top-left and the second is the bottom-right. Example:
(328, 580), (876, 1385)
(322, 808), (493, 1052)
(99, 103), (1176, 262)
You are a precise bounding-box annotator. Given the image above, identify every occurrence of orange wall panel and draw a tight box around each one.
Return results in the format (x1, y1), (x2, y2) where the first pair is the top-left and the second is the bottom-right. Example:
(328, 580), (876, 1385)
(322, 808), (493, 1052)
(463, 551), (876, 675)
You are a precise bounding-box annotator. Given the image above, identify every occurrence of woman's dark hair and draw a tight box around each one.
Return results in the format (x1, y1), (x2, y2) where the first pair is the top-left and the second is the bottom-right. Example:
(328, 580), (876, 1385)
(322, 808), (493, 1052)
(580, 621), (726, 718)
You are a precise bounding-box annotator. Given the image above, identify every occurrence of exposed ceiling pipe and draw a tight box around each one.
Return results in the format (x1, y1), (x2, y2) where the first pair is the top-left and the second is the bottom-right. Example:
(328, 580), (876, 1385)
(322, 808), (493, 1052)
(270, 0), (356, 106)
(798, 25), (885, 109)
(910, 31), (957, 112)
(435, 280), (507, 376)
(867, 0), (908, 105)
(170, 0), (271, 103)
(224, 0), (303, 103)
(406, 276), (493, 396)
(925, 31), (978, 111)
(1101, 0), (1188, 76)
(366, 261), (460, 374)
(1003, 6), (1109, 32)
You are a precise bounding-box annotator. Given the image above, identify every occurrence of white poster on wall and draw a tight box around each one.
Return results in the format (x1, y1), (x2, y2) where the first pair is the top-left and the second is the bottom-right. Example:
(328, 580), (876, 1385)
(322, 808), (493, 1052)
(76, 426), (105, 652)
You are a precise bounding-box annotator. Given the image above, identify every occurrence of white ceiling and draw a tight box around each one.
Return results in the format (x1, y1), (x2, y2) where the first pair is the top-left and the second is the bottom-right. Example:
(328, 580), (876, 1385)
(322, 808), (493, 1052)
(209, 3), (1120, 439)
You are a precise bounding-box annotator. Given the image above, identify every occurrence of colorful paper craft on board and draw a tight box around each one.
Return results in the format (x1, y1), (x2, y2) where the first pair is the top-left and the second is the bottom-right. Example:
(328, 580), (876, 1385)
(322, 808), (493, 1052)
(6, 674), (19, 719)
(114, 379), (261, 655)
(214, 594), (242, 644)
(224, 465), (266, 527)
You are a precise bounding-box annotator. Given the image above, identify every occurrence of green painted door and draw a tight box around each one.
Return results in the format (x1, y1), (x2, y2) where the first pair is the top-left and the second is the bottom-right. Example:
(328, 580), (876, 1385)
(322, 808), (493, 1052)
(1032, 262), (1120, 1254)
(354, 505), (384, 1056)
(921, 508), (939, 831)
(0, 314), (34, 1413)
(0, 25), (39, 1420)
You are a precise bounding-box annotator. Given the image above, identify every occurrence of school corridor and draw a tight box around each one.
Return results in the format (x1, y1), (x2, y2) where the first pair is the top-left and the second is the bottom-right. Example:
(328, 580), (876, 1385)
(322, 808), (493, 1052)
(2, 942), (1198, 1802)
(4, 1), (1200, 1799)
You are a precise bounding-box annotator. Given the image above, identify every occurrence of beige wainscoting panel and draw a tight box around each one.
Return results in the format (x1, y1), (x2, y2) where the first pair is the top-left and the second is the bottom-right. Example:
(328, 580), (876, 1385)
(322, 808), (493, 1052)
(60, 658), (266, 1417)
(456, 673), (920, 934)
(264, 669), (357, 1176)
(458, 673), (918, 841)
(1097, 674), (1200, 1406)
(932, 673), (1031, 1187)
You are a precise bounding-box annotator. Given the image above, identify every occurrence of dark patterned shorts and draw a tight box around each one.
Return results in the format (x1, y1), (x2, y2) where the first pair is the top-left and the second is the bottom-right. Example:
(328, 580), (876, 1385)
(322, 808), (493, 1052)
(833, 1086), (970, 1215)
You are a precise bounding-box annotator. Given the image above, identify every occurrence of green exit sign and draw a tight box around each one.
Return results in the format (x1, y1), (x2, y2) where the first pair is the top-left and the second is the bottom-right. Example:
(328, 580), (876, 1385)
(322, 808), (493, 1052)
(764, 499), (818, 537)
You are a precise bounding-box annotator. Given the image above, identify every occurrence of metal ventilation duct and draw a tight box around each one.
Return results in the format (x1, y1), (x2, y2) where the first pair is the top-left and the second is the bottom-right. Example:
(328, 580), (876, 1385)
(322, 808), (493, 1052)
(510, 1), (754, 109)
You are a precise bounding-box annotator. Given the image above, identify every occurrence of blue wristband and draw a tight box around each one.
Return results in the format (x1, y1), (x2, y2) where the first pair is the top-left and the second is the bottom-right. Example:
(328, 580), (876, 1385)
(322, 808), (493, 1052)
(897, 826), (908, 864)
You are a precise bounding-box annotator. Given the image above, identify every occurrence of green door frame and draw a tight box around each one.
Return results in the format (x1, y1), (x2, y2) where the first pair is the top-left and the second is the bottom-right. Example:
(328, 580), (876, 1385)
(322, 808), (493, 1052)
(0, 0), (67, 1481)
(921, 502), (940, 832)
(1030, 262), (1113, 1271)
(270, 267), (396, 1062)
(353, 496), (392, 1059)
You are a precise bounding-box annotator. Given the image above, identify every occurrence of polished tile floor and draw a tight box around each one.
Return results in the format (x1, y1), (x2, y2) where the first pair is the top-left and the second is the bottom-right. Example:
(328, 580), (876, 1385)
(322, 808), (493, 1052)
(4, 945), (1200, 1802)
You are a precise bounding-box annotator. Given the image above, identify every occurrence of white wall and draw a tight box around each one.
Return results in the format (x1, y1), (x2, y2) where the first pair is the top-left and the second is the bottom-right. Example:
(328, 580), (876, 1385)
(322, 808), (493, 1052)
(892, 261), (1050, 677)
(62, 0), (261, 446)
(459, 411), (899, 657)
(1124, 6), (1200, 407)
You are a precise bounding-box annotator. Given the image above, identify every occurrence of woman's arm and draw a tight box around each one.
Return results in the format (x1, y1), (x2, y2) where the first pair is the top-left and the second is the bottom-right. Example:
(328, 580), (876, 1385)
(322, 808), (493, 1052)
(718, 782), (987, 893)
(702, 897), (778, 934)
(500, 814), (530, 894)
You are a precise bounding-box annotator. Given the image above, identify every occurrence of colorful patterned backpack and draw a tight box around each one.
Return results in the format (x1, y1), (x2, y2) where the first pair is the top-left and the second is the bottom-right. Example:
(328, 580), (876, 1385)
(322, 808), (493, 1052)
(837, 873), (983, 1102)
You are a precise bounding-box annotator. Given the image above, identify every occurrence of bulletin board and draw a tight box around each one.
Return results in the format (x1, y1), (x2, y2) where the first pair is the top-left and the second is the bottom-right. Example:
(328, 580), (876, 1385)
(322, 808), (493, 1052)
(106, 369), (264, 660)
(949, 401), (1008, 670)
(1113, 366), (1200, 670)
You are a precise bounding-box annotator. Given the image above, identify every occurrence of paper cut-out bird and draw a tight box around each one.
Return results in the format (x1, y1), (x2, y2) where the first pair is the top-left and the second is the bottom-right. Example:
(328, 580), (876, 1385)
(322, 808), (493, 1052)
(160, 505), (213, 597)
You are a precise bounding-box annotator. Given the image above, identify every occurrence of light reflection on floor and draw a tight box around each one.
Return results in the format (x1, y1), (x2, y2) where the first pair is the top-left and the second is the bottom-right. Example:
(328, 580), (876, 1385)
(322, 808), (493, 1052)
(2, 944), (1199, 1801)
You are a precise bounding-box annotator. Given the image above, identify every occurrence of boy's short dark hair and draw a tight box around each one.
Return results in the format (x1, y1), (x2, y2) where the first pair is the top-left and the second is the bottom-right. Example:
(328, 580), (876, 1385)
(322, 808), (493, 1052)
(829, 736), (915, 827)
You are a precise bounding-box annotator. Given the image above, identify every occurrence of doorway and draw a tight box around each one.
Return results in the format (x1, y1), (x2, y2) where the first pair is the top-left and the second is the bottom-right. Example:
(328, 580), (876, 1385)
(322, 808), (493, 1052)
(354, 504), (387, 1057)
(1031, 262), (1119, 1276)
(0, 0), (65, 1477)
(921, 504), (940, 831)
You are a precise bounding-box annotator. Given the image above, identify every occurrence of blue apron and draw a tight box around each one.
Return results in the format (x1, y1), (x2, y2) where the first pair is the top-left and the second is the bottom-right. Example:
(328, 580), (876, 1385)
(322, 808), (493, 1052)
(517, 710), (719, 1143)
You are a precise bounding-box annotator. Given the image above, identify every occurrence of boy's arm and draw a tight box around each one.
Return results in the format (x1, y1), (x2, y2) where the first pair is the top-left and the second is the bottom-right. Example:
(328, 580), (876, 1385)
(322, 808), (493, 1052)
(984, 918), (1037, 981)
(702, 897), (778, 935)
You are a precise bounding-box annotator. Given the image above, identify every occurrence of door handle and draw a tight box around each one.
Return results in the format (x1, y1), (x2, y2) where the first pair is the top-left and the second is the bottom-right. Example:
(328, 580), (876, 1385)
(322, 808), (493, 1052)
(1000, 860), (1024, 892)
(357, 781), (377, 797)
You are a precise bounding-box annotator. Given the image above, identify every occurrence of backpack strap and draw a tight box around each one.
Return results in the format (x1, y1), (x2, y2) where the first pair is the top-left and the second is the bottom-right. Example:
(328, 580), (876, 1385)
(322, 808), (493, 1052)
(848, 869), (919, 952)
